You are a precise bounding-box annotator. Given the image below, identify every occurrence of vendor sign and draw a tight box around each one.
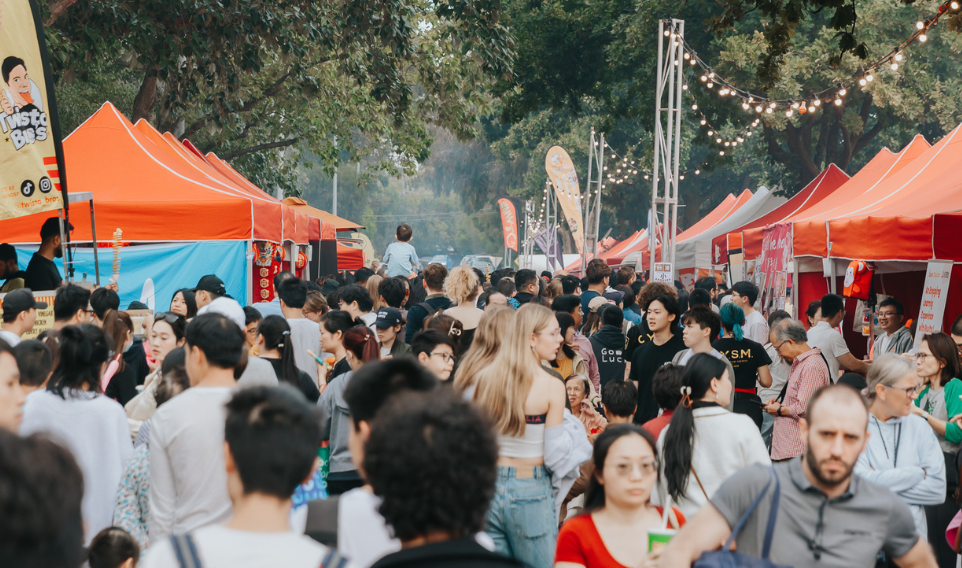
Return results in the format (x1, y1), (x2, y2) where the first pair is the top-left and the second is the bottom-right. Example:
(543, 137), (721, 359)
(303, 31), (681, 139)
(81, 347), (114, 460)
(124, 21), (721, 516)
(0, 0), (67, 220)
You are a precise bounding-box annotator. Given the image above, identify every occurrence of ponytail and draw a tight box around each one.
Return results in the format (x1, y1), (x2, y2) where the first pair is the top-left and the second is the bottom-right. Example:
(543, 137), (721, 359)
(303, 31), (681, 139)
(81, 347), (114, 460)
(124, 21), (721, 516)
(342, 326), (380, 364)
(257, 315), (300, 388)
(662, 353), (727, 502)
(48, 324), (111, 398)
(720, 302), (746, 341)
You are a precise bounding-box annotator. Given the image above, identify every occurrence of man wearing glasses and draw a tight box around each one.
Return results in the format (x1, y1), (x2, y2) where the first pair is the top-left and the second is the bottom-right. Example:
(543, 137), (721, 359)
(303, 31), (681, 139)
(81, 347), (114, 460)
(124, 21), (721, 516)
(764, 319), (832, 462)
(873, 298), (914, 356)
(410, 329), (457, 382)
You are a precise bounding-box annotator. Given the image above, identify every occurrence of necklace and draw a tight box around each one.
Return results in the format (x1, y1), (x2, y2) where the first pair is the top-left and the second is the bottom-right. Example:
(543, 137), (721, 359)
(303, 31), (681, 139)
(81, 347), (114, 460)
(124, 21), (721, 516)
(872, 414), (901, 466)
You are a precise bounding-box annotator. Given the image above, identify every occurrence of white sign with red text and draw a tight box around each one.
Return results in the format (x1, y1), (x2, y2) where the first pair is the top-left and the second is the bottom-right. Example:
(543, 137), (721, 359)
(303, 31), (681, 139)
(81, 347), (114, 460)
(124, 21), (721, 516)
(913, 261), (952, 351)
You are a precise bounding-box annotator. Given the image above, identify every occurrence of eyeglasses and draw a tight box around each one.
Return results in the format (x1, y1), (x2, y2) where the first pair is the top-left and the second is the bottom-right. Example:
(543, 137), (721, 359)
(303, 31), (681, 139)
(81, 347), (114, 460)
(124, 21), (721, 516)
(917, 352), (932, 362)
(884, 384), (920, 396)
(429, 351), (457, 364)
(877, 311), (900, 318)
(606, 461), (658, 477)
(245, 327), (258, 337)
(772, 340), (787, 351)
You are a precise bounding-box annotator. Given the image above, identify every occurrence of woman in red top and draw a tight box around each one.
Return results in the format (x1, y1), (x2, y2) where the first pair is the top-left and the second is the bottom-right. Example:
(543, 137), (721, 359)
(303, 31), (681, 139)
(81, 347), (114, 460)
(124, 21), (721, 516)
(554, 424), (684, 568)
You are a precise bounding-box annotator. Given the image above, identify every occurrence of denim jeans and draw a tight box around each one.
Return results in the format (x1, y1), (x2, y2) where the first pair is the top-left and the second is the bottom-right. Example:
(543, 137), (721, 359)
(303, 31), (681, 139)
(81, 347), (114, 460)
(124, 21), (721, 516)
(486, 466), (557, 568)
(761, 412), (774, 452)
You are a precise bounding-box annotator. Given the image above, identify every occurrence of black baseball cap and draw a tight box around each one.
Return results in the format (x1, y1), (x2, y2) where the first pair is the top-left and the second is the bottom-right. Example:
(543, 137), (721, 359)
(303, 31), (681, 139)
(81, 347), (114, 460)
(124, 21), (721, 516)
(3, 288), (47, 317)
(193, 274), (227, 296)
(374, 308), (403, 329)
(39, 217), (73, 239)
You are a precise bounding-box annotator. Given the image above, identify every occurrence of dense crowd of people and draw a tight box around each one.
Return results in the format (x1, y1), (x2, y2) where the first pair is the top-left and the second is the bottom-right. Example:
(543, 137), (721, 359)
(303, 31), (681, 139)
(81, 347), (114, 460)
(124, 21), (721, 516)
(0, 222), (960, 568)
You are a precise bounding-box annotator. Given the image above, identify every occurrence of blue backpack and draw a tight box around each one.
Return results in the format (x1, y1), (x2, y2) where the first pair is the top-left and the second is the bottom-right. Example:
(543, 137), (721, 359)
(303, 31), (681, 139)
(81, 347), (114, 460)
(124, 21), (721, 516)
(693, 469), (791, 568)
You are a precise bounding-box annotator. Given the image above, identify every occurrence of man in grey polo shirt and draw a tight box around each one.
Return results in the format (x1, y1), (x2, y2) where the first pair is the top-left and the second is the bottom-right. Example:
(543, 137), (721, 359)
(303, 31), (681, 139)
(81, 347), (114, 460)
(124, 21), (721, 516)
(659, 384), (936, 568)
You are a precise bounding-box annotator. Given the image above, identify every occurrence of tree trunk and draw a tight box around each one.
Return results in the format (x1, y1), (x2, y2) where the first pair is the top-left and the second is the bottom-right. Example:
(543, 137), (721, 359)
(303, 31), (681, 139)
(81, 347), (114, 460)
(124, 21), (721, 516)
(45, 0), (80, 25)
(132, 74), (160, 124)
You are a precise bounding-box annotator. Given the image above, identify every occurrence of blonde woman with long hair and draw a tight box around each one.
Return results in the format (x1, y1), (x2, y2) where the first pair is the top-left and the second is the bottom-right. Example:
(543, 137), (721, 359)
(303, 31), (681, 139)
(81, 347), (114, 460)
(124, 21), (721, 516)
(473, 303), (566, 567)
(444, 266), (484, 351)
(365, 275), (383, 311)
(453, 305), (513, 394)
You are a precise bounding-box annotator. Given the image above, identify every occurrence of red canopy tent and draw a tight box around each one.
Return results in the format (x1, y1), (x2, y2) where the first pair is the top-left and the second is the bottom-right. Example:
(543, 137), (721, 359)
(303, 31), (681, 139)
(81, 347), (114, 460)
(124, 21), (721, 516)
(710, 164), (850, 264)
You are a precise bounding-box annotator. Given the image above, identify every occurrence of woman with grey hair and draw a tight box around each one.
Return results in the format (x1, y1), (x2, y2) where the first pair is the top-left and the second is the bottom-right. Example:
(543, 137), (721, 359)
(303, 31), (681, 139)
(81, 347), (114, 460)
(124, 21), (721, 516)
(855, 353), (945, 537)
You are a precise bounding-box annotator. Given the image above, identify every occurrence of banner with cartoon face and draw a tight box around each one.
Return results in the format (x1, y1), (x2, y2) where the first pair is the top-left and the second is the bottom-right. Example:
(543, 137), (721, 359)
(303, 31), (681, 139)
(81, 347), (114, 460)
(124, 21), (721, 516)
(0, 0), (67, 220)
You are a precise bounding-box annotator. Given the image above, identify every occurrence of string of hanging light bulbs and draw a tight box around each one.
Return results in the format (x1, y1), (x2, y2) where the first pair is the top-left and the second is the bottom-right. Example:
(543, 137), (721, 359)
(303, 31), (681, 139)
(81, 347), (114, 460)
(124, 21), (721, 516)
(596, 1), (959, 189)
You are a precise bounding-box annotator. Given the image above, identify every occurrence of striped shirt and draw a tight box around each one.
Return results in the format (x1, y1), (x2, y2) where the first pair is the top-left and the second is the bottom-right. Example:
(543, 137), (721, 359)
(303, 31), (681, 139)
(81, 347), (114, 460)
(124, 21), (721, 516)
(771, 348), (831, 461)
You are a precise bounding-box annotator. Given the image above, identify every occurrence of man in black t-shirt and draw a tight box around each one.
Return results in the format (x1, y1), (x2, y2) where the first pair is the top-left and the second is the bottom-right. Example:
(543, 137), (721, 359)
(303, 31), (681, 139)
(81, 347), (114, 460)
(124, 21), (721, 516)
(628, 294), (685, 424)
(24, 218), (72, 292)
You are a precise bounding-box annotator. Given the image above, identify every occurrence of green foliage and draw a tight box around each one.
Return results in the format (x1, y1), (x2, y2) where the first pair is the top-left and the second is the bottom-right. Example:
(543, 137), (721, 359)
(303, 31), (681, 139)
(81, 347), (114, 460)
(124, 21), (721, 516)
(46, 0), (514, 194)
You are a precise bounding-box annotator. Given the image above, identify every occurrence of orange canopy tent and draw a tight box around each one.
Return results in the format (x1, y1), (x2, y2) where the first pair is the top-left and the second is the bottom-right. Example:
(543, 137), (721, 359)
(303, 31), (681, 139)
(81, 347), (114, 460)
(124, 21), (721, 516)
(792, 135), (931, 258)
(0, 102), (268, 243)
(281, 197), (366, 270)
(710, 164), (850, 263)
(562, 236), (622, 273)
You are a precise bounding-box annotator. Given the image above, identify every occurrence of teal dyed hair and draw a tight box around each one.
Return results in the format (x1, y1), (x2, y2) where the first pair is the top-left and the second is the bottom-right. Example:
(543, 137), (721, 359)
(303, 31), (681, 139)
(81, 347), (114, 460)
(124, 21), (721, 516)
(720, 302), (745, 341)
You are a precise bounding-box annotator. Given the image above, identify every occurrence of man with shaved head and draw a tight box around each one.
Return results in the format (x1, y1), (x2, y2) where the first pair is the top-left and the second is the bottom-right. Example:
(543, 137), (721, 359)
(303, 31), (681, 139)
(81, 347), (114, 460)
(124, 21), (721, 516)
(659, 384), (937, 568)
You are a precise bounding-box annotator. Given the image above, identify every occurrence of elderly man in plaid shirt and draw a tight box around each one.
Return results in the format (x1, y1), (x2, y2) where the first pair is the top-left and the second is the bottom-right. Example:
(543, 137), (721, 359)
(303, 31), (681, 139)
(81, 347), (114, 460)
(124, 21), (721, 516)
(763, 319), (832, 461)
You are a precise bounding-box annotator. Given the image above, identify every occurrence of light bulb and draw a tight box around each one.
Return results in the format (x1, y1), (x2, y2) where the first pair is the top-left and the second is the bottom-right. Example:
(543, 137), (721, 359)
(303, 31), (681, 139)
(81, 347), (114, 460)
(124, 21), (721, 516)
(866, 74), (874, 82)
(808, 106), (816, 112)
(690, 59), (696, 65)
(895, 53), (903, 61)
(719, 151), (725, 156)
(708, 130), (714, 136)
(708, 72), (715, 78)
(716, 138), (722, 143)
(695, 169), (701, 174)
(701, 75), (707, 82)
(834, 98), (842, 106)
(755, 105), (763, 113)
(813, 99), (821, 106)
(917, 21), (924, 29)
(725, 141), (730, 147)
(859, 78), (867, 86)
(786, 109), (794, 117)
(682, 84), (688, 90)
(952, 1), (959, 9)
(920, 33), (928, 42)
(792, 102), (800, 109)
(737, 137), (744, 142)
(707, 82), (713, 89)
(680, 175), (685, 180)
(692, 104), (698, 110)
(700, 119), (707, 125)
(746, 131), (752, 136)
(766, 107), (773, 113)
(674, 60), (679, 65)
(839, 88), (847, 96)
(891, 62), (898, 70)
(742, 102), (750, 110)
(684, 52), (691, 60)
(664, 30), (670, 36)
(644, 175), (649, 180)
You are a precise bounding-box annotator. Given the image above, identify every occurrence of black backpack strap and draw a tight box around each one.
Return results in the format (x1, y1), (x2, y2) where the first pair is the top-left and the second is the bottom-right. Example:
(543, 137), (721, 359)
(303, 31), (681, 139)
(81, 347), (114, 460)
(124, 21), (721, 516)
(170, 533), (203, 568)
(319, 548), (350, 568)
(722, 468), (778, 555)
(304, 496), (340, 547)
(777, 350), (834, 402)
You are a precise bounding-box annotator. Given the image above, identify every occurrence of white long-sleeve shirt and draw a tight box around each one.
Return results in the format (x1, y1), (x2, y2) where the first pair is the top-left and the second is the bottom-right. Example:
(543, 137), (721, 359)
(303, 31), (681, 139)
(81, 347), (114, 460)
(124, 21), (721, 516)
(20, 389), (133, 544)
(148, 387), (234, 541)
(855, 413), (946, 536)
(654, 406), (771, 519)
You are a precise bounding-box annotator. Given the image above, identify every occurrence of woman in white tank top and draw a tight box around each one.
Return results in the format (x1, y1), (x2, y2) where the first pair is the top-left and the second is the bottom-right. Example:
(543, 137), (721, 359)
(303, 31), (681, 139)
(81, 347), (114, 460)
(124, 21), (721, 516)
(473, 304), (566, 567)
